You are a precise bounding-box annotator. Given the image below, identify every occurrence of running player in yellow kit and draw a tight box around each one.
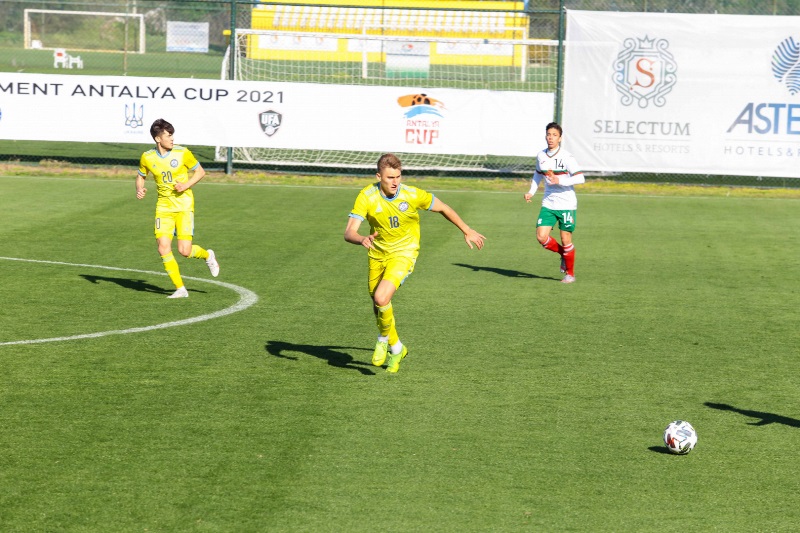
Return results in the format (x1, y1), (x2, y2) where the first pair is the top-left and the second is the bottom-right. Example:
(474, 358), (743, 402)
(136, 118), (219, 298)
(344, 153), (485, 373)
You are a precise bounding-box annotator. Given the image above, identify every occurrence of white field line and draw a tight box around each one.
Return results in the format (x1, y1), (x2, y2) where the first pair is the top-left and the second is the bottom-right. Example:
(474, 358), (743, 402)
(0, 256), (258, 346)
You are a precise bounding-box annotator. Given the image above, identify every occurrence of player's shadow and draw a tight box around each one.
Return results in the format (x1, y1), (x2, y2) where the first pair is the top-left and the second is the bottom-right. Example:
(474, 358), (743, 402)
(704, 402), (800, 428)
(265, 340), (375, 375)
(80, 274), (206, 296)
(452, 263), (559, 281)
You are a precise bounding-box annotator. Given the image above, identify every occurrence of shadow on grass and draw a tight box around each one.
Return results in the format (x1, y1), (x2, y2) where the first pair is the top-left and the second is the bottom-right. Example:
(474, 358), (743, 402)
(704, 402), (800, 428)
(452, 263), (559, 281)
(647, 446), (675, 455)
(80, 274), (206, 296)
(265, 340), (375, 375)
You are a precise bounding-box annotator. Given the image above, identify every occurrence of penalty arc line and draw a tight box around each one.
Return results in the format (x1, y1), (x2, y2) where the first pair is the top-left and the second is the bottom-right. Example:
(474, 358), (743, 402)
(0, 256), (259, 346)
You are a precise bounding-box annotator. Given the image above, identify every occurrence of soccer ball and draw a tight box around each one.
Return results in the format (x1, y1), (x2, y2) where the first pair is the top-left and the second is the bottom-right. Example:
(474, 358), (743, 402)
(663, 420), (698, 455)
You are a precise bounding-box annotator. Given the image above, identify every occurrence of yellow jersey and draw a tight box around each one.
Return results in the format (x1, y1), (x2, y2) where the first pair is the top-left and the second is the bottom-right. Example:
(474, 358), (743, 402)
(349, 183), (435, 260)
(138, 145), (200, 212)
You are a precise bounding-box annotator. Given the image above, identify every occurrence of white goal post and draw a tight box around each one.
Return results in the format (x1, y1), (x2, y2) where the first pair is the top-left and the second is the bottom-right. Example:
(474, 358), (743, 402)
(217, 28), (559, 172)
(24, 9), (145, 54)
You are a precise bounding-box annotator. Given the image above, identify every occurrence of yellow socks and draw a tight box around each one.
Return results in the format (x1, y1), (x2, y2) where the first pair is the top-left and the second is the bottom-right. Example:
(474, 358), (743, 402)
(161, 252), (184, 289)
(376, 303), (399, 345)
(190, 245), (209, 260)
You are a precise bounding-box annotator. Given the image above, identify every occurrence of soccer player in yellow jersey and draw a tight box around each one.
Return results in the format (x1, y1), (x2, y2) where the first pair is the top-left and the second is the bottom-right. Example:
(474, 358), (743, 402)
(135, 118), (220, 298)
(345, 153), (485, 373)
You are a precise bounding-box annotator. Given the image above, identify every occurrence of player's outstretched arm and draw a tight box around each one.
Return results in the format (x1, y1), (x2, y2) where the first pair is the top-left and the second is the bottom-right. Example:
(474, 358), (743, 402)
(430, 198), (485, 250)
(344, 216), (377, 249)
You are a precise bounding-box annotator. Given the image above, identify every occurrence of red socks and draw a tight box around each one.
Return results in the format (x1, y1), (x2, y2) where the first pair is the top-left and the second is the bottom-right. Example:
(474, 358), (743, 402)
(541, 236), (562, 254)
(562, 243), (575, 276)
(542, 237), (575, 276)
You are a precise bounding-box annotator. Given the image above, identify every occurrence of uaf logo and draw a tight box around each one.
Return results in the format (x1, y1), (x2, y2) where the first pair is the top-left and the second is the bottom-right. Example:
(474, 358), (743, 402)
(772, 37), (800, 95)
(259, 110), (282, 136)
(398, 93), (445, 145)
(612, 36), (677, 108)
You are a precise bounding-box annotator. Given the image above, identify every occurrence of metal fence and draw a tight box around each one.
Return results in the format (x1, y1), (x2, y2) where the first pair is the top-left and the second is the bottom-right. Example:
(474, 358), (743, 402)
(1, 0), (798, 186)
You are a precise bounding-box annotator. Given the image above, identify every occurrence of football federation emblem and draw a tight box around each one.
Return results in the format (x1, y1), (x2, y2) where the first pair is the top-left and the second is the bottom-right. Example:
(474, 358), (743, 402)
(124, 102), (144, 128)
(772, 36), (800, 95)
(612, 36), (677, 108)
(398, 201), (409, 212)
(259, 110), (282, 136)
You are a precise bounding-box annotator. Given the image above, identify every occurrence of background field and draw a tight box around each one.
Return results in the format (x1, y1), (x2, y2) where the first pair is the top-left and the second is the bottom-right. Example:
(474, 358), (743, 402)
(1, 173), (799, 531)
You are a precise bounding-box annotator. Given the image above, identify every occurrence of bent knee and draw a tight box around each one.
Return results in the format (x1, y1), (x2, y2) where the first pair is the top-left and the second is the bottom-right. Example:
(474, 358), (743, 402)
(373, 294), (392, 308)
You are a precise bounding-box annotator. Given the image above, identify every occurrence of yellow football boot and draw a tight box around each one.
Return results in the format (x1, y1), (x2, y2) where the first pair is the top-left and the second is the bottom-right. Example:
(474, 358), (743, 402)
(386, 345), (408, 373)
(371, 340), (389, 367)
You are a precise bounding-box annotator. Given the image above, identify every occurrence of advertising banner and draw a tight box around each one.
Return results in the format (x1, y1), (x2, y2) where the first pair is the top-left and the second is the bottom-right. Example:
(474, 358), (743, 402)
(562, 11), (800, 178)
(166, 22), (210, 53)
(0, 73), (552, 157)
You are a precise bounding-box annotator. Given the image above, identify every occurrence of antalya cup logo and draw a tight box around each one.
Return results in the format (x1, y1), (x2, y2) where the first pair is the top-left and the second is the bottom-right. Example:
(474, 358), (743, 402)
(772, 37), (800, 95)
(612, 36), (677, 108)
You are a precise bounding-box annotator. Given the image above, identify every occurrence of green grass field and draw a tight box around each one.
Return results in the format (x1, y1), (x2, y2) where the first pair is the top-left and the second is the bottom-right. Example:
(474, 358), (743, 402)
(0, 46), (227, 79)
(1, 174), (799, 531)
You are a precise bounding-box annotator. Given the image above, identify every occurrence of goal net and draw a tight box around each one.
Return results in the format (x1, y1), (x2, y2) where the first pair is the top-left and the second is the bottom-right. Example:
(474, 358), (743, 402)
(24, 9), (145, 54)
(218, 27), (558, 172)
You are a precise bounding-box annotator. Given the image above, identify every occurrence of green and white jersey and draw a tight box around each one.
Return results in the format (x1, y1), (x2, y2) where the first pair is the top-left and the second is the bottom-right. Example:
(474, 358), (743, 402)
(528, 146), (585, 210)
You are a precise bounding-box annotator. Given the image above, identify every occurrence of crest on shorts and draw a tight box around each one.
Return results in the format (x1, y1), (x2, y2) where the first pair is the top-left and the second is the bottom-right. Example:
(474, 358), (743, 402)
(259, 110), (282, 136)
(612, 36), (677, 108)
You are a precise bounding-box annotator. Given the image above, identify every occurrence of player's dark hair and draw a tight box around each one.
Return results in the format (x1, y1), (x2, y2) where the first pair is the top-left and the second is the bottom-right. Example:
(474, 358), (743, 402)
(546, 122), (562, 135)
(377, 153), (402, 173)
(150, 118), (174, 140)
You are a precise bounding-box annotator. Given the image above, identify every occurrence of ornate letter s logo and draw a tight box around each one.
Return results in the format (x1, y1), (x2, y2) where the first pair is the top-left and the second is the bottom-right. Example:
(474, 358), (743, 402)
(612, 36), (677, 108)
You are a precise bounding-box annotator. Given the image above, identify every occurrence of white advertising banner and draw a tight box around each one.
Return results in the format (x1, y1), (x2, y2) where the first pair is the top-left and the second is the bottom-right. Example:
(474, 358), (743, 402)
(166, 21), (210, 53)
(435, 42), (514, 57)
(562, 11), (800, 178)
(0, 73), (552, 157)
(255, 34), (338, 52)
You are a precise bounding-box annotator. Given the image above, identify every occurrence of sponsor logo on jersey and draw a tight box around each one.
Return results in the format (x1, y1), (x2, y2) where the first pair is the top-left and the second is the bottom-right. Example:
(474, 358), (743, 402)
(612, 36), (677, 108)
(259, 110), (282, 136)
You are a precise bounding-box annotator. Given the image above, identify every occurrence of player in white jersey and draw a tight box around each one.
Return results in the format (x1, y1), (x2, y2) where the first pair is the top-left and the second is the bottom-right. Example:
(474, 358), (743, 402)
(524, 122), (585, 283)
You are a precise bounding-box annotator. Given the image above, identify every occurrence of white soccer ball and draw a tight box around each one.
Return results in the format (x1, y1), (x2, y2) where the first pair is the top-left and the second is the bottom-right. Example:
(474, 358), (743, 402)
(663, 420), (698, 455)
